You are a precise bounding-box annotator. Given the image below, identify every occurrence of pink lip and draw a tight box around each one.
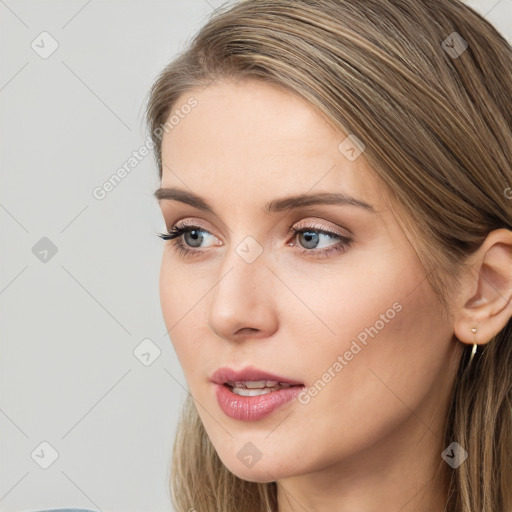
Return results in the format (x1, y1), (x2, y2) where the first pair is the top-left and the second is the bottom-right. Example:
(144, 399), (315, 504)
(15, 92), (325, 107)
(210, 365), (304, 386)
(210, 366), (305, 421)
(214, 384), (304, 421)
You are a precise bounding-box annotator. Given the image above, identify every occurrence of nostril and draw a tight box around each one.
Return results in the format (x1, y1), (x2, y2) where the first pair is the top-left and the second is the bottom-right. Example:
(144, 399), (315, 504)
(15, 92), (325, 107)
(234, 327), (260, 336)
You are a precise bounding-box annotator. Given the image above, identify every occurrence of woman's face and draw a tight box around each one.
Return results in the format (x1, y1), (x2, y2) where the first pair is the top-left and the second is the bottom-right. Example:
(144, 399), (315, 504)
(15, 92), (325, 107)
(157, 78), (461, 484)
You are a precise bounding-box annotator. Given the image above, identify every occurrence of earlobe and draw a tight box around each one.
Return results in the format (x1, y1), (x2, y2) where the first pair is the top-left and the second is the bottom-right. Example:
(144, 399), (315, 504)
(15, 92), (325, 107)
(453, 228), (512, 346)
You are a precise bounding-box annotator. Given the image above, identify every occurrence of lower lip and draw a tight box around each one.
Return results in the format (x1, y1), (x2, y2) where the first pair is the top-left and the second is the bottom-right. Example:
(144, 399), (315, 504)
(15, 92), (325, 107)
(214, 383), (304, 421)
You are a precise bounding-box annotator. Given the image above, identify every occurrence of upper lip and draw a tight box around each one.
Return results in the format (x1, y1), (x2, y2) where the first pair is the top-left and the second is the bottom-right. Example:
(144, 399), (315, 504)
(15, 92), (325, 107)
(210, 365), (304, 386)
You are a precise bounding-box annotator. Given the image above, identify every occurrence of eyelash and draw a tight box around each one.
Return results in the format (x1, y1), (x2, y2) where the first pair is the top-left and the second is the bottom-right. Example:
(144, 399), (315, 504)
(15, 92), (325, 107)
(156, 222), (353, 259)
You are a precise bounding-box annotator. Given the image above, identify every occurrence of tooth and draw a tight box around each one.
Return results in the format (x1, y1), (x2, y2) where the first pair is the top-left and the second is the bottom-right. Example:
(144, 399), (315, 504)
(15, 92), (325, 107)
(232, 388), (274, 396)
(243, 380), (269, 389)
(224, 380), (297, 391)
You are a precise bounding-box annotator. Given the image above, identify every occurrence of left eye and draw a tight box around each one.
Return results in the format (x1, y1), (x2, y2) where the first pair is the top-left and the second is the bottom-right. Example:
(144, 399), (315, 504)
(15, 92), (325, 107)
(288, 227), (353, 257)
(292, 228), (340, 250)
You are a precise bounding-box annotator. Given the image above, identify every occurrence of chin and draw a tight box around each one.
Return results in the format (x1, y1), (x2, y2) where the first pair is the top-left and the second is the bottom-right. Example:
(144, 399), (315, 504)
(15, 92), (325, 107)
(227, 463), (282, 483)
(215, 448), (299, 483)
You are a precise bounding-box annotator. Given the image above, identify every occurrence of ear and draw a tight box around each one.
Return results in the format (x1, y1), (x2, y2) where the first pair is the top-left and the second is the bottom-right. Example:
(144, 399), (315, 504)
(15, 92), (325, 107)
(453, 228), (512, 346)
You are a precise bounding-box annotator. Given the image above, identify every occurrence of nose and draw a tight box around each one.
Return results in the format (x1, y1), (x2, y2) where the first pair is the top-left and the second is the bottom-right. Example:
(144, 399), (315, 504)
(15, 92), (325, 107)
(207, 244), (278, 343)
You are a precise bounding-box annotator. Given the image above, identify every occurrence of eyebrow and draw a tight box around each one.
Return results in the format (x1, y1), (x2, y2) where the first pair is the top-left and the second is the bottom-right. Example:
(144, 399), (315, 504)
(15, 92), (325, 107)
(154, 187), (376, 214)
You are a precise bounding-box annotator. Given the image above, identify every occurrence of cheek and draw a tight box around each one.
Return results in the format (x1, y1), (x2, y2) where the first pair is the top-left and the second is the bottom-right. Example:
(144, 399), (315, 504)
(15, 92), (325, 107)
(159, 255), (207, 376)
(277, 253), (407, 352)
(285, 253), (446, 396)
(290, 269), (450, 458)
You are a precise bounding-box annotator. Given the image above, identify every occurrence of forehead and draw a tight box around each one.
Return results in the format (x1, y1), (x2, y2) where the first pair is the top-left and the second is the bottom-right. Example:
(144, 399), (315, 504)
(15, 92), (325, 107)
(160, 78), (383, 209)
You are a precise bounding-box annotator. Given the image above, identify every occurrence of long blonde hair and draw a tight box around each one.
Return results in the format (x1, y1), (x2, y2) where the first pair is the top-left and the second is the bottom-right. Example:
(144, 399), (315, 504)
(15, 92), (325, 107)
(145, 1), (512, 510)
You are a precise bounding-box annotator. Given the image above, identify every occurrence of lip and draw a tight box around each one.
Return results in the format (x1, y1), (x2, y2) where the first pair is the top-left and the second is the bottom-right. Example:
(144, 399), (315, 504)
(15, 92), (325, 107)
(210, 365), (305, 421)
(210, 365), (304, 386)
(214, 384), (304, 421)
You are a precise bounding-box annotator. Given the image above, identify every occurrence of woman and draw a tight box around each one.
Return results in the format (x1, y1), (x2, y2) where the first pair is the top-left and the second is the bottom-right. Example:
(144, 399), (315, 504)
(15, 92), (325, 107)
(146, 1), (512, 511)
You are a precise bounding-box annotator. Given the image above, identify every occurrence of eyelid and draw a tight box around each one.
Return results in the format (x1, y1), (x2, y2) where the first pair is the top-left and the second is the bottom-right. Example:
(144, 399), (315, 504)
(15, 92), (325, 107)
(169, 217), (216, 231)
(168, 218), (221, 240)
(290, 218), (351, 238)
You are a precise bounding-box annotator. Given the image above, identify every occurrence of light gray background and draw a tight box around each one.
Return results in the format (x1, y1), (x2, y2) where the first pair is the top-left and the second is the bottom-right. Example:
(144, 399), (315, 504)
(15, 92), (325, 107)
(0, 1), (510, 511)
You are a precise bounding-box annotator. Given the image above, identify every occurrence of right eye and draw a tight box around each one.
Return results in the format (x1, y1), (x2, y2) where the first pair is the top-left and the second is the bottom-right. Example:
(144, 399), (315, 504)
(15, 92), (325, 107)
(157, 223), (219, 258)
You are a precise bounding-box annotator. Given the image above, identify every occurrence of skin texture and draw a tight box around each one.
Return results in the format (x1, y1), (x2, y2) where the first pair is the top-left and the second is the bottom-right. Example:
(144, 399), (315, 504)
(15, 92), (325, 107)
(156, 78), (512, 512)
